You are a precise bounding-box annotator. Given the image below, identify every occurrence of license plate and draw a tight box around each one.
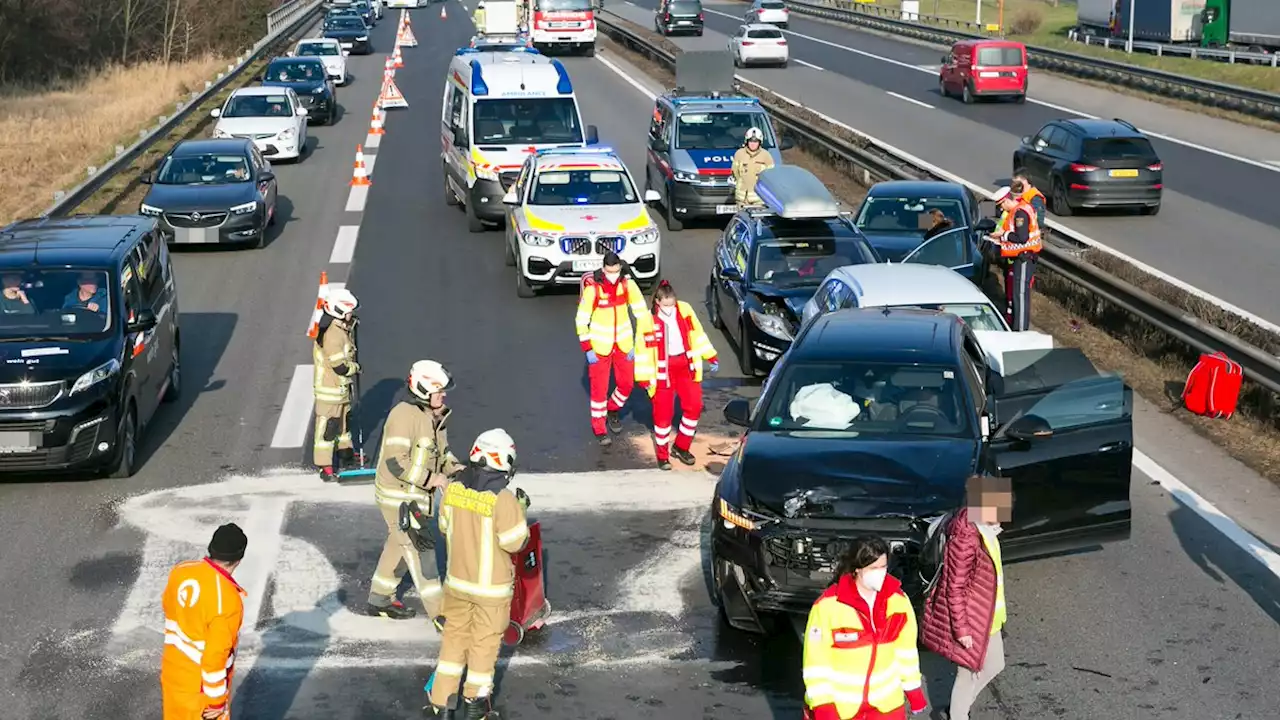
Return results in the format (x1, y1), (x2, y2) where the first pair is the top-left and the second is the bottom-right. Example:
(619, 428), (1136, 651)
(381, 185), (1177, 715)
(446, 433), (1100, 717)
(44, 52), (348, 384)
(340, 42), (353, 48)
(715, 204), (737, 214)
(572, 259), (603, 272)
(1109, 169), (1139, 178)
(677, 20), (691, 24)
(180, 228), (211, 243)
(0, 431), (37, 452)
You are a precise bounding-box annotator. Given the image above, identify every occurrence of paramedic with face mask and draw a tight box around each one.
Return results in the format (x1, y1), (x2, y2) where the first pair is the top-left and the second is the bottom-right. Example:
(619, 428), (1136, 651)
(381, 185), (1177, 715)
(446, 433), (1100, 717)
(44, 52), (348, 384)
(575, 252), (650, 445)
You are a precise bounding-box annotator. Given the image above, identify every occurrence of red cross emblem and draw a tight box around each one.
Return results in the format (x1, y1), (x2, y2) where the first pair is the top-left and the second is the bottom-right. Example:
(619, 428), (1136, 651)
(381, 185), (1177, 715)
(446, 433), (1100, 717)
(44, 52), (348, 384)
(522, 145), (538, 154)
(581, 214), (599, 221)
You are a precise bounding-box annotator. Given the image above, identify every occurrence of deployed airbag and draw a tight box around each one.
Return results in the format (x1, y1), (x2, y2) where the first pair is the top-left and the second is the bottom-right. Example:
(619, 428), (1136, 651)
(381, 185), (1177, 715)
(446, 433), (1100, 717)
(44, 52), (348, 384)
(790, 383), (861, 429)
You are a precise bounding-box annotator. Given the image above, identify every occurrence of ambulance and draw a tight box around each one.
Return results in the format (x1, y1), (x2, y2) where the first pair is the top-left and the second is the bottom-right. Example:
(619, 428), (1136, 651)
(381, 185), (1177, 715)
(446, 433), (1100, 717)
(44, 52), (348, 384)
(442, 47), (599, 232)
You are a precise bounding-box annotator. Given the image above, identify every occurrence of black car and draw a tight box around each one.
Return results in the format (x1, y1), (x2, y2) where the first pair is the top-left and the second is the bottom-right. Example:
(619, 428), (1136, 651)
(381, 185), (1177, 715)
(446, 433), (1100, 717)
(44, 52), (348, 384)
(139, 138), (279, 249)
(655, 0), (704, 35)
(0, 215), (181, 478)
(710, 308), (1133, 633)
(1013, 117), (1163, 216)
(261, 57), (337, 125)
(323, 15), (373, 55)
(850, 180), (995, 284)
(706, 167), (878, 376)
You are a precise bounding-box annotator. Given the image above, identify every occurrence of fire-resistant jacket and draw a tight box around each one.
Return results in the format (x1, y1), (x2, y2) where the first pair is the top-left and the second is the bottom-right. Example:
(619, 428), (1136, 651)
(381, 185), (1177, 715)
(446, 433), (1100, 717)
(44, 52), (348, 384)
(374, 402), (461, 511)
(575, 272), (649, 356)
(438, 465), (529, 604)
(998, 202), (1042, 257)
(633, 300), (718, 397)
(921, 508), (1005, 671)
(312, 317), (357, 406)
(803, 573), (925, 720)
(731, 147), (774, 206)
(161, 558), (245, 717)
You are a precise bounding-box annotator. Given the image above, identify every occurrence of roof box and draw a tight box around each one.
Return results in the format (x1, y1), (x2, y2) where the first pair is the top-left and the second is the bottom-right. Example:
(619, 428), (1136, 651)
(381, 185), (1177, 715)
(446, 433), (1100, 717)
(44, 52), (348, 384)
(754, 166), (841, 220)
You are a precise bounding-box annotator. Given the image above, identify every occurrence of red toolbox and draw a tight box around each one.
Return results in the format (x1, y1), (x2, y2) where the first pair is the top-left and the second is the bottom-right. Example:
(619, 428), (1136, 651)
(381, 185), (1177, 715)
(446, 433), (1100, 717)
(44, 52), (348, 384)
(503, 520), (550, 646)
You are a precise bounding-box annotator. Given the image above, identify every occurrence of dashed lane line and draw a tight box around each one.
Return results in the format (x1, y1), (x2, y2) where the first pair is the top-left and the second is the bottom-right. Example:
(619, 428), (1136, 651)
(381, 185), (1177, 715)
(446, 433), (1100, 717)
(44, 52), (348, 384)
(345, 185), (370, 212)
(330, 225), (360, 263)
(794, 58), (824, 71)
(886, 90), (933, 109)
(270, 365), (314, 449)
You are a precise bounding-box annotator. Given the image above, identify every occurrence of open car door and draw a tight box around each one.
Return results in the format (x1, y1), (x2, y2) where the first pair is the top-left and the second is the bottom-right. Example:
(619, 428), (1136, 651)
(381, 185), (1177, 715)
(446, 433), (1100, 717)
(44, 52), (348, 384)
(984, 347), (1133, 561)
(899, 226), (976, 278)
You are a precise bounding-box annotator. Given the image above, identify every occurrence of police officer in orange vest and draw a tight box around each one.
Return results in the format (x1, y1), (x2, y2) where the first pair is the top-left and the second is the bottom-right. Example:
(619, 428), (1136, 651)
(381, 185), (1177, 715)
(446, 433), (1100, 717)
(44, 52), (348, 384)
(988, 186), (1042, 331)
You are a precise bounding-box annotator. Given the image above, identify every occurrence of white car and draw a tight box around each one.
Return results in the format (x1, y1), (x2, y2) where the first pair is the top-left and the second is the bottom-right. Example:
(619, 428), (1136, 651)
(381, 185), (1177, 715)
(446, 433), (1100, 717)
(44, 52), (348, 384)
(746, 0), (789, 28)
(292, 37), (349, 84)
(371, 0), (384, 20)
(730, 24), (789, 68)
(502, 147), (662, 298)
(210, 87), (309, 162)
(801, 263), (1009, 331)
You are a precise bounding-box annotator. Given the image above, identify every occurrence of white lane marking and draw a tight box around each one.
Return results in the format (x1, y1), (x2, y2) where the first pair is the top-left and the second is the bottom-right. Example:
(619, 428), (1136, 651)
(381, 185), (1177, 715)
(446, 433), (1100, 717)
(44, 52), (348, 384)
(594, 50), (1280, 582)
(269, 365), (315, 449)
(330, 225), (360, 263)
(597, 54), (661, 100)
(795, 58), (824, 71)
(364, 153), (378, 175)
(345, 185), (370, 212)
(700, 7), (1280, 175)
(917, 64), (940, 72)
(886, 90), (933, 109)
(233, 497), (289, 632)
(365, 133), (382, 149)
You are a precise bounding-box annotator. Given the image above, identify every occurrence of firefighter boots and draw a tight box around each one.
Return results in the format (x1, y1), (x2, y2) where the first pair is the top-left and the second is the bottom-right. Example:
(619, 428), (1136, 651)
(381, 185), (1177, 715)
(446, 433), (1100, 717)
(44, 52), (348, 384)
(336, 447), (355, 469)
(606, 410), (622, 434)
(671, 447), (696, 466)
(318, 466), (336, 482)
(368, 600), (417, 619)
(463, 696), (497, 720)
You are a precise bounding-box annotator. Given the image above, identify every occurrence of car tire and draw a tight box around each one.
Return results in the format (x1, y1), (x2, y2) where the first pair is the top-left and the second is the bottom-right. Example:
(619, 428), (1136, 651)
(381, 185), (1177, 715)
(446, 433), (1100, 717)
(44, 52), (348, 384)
(1052, 178), (1074, 216)
(779, 22), (788, 29)
(467, 198), (485, 233)
(110, 405), (138, 479)
(707, 279), (724, 330)
(1140, 203), (1161, 216)
(695, 30), (703, 36)
(163, 346), (181, 404)
(504, 236), (516, 266)
(583, 44), (596, 57)
(664, 191), (683, 232)
(779, 60), (788, 68)
(267, 202), (277, 227)
(962, 83), (975, 104)
(516, 268), (537, 298)
(733, 53), (742, 68)
(938, 76), (949, 98)
(1014, 93), (1026, 104)
(737, 320), (755, 376)
(710, 541), (779, 635)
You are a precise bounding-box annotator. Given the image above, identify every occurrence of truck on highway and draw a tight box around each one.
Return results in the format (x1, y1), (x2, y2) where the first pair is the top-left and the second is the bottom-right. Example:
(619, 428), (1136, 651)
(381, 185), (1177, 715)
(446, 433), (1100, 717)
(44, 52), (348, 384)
(1076, 0), (1280, 54)
(478, 0), (520, 35)
(1200, 0), (1280, 54)
(516, 0), (598, 55)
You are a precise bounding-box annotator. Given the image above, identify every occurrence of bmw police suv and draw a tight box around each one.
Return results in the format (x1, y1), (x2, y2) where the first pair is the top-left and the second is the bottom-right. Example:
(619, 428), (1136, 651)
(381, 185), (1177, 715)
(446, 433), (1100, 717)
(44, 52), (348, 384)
(644, 91), (791, 231)
(501, 147), (663, 298)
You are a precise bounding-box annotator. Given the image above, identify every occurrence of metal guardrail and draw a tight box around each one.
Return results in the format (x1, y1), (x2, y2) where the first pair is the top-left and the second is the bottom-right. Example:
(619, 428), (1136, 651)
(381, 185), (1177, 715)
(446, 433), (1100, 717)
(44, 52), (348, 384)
(1066, 29), (1280, 67)
(778, 0), (1280, 121)
(596, 15), (1280, 395)
(42, 0), (325, 218)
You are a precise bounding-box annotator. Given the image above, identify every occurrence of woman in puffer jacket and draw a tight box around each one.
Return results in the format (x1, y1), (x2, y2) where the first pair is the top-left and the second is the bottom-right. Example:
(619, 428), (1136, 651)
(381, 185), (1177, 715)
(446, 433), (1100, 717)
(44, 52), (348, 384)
(921, 474), (1013, 720)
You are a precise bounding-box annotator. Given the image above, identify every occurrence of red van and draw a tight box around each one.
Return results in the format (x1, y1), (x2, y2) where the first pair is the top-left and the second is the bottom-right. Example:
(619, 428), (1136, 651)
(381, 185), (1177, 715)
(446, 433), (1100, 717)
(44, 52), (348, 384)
(938, 39), (1028, 104)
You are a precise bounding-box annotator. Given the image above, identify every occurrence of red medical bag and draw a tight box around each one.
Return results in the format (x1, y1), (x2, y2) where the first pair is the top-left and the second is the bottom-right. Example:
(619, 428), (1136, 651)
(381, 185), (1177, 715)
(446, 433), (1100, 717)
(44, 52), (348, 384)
(1181, 351), (1243, 419)
(503, 520), (550, 646)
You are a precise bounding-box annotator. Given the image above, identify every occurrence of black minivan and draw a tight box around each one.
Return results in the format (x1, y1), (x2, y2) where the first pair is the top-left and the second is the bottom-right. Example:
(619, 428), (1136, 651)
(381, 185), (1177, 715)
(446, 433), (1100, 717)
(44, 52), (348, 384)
(0, 215), (180, 478)
(655, 0), (704, 36)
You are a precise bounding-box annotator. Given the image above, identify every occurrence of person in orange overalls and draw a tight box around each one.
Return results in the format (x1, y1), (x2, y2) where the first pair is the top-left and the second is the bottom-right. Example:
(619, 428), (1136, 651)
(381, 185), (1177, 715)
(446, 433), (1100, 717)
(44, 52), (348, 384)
(160, 524), (248, 720)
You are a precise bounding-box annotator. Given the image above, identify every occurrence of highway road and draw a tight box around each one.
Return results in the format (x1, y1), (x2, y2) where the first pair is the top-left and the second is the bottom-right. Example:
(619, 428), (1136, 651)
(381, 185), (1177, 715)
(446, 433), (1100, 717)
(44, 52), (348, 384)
(609, 0), (1280, 329)
(0, 4), (1278, 719)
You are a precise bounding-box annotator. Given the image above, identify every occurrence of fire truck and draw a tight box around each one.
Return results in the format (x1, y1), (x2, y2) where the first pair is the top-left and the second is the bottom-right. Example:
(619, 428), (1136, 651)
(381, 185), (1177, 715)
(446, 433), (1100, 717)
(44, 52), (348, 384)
(516, 0), (598, 55)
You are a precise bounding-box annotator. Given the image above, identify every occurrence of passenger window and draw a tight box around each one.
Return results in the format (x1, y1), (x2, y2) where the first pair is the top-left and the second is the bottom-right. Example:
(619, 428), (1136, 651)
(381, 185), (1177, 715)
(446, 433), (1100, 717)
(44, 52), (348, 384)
(1032, 127), (1053, 148)
(1020, 375), (1128, 432)
(959, 336), (986, 416)
(648, 102), (664, 140)
(811, 281), (833, 311)
(136, 234), (165, 304)
(449, 87), (465, 129)
(905, 227), (967, 268)
(122, 262), (145, 323)
(825, 282), (847, 311)
(1046, 128), (1071, 153)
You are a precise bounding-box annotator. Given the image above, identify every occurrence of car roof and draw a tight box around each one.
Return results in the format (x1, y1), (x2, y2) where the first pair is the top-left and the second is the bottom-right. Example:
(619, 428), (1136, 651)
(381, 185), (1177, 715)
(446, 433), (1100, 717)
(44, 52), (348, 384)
(232, 85), (295, 96)
(865, 180), (968, 199)
(822, 264), (990, 308)
(268, 56), (323, 65)
(1056, 118), (1144, 138)
(297, 37), (340, 44)
(533, 148), (625, 172)
(0, 215), (152, 266)
(953, 38), (1024, 48)
(171, 138), (253, 156)
(796, 308), (963, 365)
(743, 23), (783, 30)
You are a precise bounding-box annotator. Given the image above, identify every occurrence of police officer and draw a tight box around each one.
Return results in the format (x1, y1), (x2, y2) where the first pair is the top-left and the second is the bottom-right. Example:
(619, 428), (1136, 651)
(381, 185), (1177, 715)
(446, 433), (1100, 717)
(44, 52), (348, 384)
(988, 186), (1042, 331)
(313, 288), (360, 481)
(424, 429), (530, 719)
(731, 127), (774, 207)
(367, 360), (463, 621)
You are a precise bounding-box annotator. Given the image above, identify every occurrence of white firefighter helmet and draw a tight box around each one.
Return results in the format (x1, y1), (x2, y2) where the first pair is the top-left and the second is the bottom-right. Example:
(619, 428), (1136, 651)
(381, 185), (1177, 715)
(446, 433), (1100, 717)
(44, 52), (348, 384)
(408, 360), (453, 400)
(470, 428), (516, 473)
(323, 287), (359, 320)
(744, 127), (764, 143)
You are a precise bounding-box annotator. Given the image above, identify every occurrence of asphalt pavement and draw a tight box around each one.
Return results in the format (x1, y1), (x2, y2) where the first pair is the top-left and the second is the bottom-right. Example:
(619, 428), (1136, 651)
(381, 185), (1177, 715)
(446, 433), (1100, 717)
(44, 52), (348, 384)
(1, 4), (1279, 719)
(608, 0), (1280, 327)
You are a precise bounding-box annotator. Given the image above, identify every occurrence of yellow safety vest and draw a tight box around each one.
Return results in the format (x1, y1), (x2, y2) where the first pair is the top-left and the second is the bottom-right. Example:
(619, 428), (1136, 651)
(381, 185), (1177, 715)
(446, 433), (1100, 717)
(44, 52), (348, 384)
(633, 301), (717, 396)
(979, 525), (1006, 635)
(574, 277), (649, 356)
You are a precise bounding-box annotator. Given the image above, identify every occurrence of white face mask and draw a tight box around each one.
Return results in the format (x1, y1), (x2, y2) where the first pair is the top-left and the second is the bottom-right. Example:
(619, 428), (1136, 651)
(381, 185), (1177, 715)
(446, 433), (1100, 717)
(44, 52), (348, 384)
(859, 567), (888, 592)
(658, 305), (676, 317)
(604, 271), (620, 284)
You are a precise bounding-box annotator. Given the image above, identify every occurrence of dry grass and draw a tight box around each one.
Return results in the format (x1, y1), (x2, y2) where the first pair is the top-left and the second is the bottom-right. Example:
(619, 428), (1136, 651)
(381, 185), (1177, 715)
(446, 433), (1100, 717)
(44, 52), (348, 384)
(0, 56), (231, 224)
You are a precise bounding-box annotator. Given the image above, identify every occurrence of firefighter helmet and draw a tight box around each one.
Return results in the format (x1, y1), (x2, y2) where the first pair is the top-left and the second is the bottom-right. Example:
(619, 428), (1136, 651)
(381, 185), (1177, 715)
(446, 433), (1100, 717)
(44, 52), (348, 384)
(323, 288), (359, 320)
(744, 127), (764, 143)
(408, 360), (453, 400)
(470, 428), (516, 473)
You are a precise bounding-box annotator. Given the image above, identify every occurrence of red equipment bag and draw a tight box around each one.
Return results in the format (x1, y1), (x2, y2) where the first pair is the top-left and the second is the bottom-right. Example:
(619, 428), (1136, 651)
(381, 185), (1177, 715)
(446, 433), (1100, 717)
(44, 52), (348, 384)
(503, 520), (551, 646)
(1181, 351), (1243, 419)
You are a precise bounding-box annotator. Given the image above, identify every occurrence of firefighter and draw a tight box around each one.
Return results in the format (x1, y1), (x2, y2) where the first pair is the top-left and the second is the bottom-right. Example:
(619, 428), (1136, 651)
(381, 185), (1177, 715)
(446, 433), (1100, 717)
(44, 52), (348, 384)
(313, 288), (360, 481)
(634, 281), (719, 470)
(160, 523), (248, 720)
(473, 0), (486, 31)
(731, 127), (774, 207)
(575, 252), (651, 445)
(424, 429), (530, 719)
(987, 186), (1042, 332)
(367, 360), (463, 621)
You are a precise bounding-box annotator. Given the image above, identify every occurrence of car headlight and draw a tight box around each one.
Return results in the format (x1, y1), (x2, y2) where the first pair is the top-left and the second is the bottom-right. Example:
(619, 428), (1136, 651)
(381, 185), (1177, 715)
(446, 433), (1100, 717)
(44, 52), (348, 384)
(521, 232), (555, 247)
(230, 201), (258, 215)
(631, 229), (659, 245)
(718, 498), (757, 532)
(357, 35), (369, 41)
(70, 358), (121, 396)
(673, 170), (698, 182)
(139, 203), (162, 217)
(313, 87), (327, 95)
(749, 308), (795, 341)
(212, 128), (232, 138)
(474, 165), (500, 182)
(278, 127), (295, 140)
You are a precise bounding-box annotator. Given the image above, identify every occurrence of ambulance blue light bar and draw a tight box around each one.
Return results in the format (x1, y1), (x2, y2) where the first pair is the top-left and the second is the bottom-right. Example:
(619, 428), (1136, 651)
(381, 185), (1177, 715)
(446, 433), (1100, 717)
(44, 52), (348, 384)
(549, 59), (574, 94)
(469, 58), (488, 96)
(535, 146), (617, 156)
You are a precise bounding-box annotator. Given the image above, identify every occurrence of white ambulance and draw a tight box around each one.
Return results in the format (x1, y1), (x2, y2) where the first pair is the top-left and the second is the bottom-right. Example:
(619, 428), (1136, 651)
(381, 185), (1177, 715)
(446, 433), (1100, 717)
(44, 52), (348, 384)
(441, 47), (599, 232)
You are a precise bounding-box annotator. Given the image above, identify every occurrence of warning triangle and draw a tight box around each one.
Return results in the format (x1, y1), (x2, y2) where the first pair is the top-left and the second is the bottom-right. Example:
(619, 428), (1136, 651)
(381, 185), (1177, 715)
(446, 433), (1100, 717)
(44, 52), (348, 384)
(379, 78), (408, 109)
(397, 25), (418, 47)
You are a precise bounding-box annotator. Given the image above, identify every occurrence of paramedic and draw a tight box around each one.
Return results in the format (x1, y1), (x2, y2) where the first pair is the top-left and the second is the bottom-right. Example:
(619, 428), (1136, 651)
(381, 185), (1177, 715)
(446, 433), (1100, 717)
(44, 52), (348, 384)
(575, 252), (650, 445)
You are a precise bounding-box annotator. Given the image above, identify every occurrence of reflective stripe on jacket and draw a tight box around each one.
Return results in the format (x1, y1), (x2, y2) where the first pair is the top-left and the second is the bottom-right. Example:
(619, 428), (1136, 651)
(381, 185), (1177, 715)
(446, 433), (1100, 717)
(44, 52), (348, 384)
(999, 201), (1042, 257)
(803, 573), (923, 719)
(634, 300), (717, 396)
(312, 319), (356, 405)
(160, 558), (245, 714)
(574, 275), (649, 355)
(373, 403), (461, 509)
(438, 472), (528, 604)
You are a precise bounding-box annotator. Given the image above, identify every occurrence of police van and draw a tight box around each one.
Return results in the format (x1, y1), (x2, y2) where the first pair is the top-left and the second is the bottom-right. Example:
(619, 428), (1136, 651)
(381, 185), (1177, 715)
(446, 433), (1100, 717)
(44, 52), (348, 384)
(441, 47), (599, 232)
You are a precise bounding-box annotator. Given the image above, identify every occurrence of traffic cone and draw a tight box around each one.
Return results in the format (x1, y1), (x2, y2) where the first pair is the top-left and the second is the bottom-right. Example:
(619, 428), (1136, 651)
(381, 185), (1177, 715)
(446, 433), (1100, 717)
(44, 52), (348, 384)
(379, 77), (409, 109)
(384, 56), (395, 76)
(351, 145), (371, 186)
(393, 46), (404, 69)
(306, 271), (330, 338)
(440, 4), (447, 20)
(369, 106), (384, 135)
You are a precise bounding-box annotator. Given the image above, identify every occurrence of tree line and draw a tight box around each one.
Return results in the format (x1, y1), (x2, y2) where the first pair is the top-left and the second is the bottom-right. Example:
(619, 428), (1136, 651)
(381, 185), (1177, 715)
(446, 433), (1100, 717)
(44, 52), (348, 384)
(0, 0), (285, 86)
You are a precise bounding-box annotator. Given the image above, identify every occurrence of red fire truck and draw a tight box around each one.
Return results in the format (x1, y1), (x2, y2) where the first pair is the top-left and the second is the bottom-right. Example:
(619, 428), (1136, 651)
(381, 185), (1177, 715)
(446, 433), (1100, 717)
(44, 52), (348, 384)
(523, 0), (598, 55)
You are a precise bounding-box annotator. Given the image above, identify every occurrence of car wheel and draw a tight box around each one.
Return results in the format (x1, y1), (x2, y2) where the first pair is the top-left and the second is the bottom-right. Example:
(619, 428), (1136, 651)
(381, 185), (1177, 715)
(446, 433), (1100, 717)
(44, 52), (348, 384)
(962, 83), (975, 104)
(695, 30), (703, 36)
(733, 53), (741, 68)
(664, 192), (683, 232)
(779, 22), (788, 29)
(267, 201), (277, 227)
(1014, 93), (1026, 104)
(253, 227), (266, 249)
(163, 346), (181, 404)
(516, 267), (537, 298)
(329, 108), (337, 125)
(1052, 178), (1074, 216)
(1140, 203), (1161, 216)
(504, 236), (516, 266)
(779, 60), (788, 68)
(583, 44), (596, 57)
(707, 279), (724, 329)
(467, 197), (485, 233)
(443, 163), (459, 206)
(737, 320), (755, 375)
(938, 76), (949, 98)
(110, 405), (138, 479)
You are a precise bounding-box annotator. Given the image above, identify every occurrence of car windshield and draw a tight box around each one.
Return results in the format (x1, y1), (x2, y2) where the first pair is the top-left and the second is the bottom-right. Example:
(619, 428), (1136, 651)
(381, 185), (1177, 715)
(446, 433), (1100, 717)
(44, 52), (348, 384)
(266, 61), (322, 82)
(529, 169), (637, 206)
(753, 238), (857, 288)
(675, 110), (774, 150)
(888, 303), (1005, 331)
(326, 17), (365, 29)
(670, 1), (701, 13)
(0, 268), (113, 337)
(976, 46), (1023, 67)
(472, 98), (584, 144)
(222, 94), (293, 118)
(535, 0), (592, 10)
(855, 197), (966, 233)
(156, 153), (251, 184)
(761, 361), (971, 437)
(1083, 137), (1158, 162)
(298, 42), (339, 56)
(762, 1), (786, 8)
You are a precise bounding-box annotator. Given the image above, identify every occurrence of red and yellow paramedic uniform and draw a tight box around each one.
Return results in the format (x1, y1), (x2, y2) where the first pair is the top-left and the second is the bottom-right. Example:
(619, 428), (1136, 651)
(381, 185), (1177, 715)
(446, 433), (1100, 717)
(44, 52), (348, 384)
(160, 558), (246, 719)
(575, 271), (650, 437)
(634, 300), (718, 462)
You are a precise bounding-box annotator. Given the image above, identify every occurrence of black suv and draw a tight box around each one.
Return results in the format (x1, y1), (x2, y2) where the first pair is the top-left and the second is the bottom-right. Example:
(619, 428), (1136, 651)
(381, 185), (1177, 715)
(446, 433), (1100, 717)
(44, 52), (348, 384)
(0, 215), (180, 478)
(655, 0), (704, 36)
(1013, 117), (1163, 217)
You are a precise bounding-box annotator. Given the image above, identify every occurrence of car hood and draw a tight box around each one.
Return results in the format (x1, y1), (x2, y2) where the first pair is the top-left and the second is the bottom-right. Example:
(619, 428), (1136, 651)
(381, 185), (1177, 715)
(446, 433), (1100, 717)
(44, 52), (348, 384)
(143, 181), (257, 212)
(738, 432), (976, 519)
(752, 283), (821, 321)
(0, 337), (120, 384)
(263, 79), (327, 95)
(215, 117), (295, 136)
(323, 27), (367, 38)
(672, 148), (783, 176)
(305, 56), (345, 72)
(518, 203), (654, 233)
(857, 230), (926, 262)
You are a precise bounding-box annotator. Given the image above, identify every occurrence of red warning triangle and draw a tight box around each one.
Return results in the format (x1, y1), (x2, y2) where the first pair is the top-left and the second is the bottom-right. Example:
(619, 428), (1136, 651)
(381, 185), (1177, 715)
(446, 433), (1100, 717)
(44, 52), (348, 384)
(379, 77), (408, 109)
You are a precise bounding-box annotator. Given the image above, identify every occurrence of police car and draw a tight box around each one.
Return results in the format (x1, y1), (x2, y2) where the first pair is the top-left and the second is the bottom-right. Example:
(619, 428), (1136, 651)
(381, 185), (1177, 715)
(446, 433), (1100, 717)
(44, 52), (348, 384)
(501, 147), (663, 298)
(644, 91), (791, 232)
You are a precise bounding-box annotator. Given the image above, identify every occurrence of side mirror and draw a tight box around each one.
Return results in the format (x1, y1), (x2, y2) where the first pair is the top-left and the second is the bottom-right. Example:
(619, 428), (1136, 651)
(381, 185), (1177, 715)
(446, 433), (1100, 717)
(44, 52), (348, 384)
(128, 308), (158, 333)
(1020, 135), (1031, 145)
(502, 191), (519, 205)
(342, 50), (350, 56)
(259, 170), (276, 183)
(585, 124), (600, 145)
(209, 107), (222, 118)
(644, 189), (661, 203)
(453, 127), (469, 147)
(139, 172), (153, 185)
(720, 266), (742, 281)
(975, 217), (996, 232)
(724, 399), (752, 427)
(779, 136), (795, 151)
(296, 107), (309, 117)
(1006, 414), (1052, 443)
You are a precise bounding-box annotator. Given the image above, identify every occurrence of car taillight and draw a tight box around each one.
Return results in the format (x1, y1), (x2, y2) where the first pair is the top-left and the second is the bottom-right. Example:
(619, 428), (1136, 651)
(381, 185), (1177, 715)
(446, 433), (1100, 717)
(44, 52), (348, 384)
(698, 11), (704, 19)
(741, 41), (754, 46)
(778, 39), (786, 44)
(757, 8), (764, 12)
(1069, 163), (1099, 172)
(664, 12), (670, 19)
(1147, 162), (1163, 171)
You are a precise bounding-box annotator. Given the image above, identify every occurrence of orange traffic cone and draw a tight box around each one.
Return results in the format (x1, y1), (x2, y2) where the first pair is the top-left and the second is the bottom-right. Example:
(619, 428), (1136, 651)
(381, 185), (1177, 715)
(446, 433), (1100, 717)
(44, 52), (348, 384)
(384, 56), (395, 76)
(369, 106), (384, 135)
(306, 271), (330, 338)
(393, 46), (404, 69)
(440, 4), (447, 20)
(351, 145), (371, 186)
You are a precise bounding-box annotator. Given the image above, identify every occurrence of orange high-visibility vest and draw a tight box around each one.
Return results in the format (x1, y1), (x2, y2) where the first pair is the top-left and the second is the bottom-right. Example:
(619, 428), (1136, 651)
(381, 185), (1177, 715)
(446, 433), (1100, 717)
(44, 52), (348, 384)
(999, 201), (1042, 258)
(160, 558), (245, 719)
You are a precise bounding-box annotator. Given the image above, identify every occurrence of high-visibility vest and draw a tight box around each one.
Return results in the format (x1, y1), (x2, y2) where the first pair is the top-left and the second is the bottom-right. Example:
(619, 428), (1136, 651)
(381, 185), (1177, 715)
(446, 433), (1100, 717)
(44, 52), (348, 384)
(802, 575), (923, 719)
(574, 275), (649, 356)
(634, 301), (717, 396)
(438, 471), (529, 603)
(999, 201), (1042, 257)
(1020, 188), (1047, 227)
(979, 525), (1007, 635)
(160, 559), (245, 717)
(312, 320), (355, 405)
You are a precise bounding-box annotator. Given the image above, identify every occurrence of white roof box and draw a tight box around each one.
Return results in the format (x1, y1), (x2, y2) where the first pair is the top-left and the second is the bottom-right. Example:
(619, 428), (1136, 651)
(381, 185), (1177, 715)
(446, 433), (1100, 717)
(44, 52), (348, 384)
(973, 330), (1055, 376)
(754, 166), (841, 220)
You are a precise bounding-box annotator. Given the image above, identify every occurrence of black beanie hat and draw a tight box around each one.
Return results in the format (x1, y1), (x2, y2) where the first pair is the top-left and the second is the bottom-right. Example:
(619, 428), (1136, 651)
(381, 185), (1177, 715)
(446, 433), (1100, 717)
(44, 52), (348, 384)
(208, 523), (248, 563)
